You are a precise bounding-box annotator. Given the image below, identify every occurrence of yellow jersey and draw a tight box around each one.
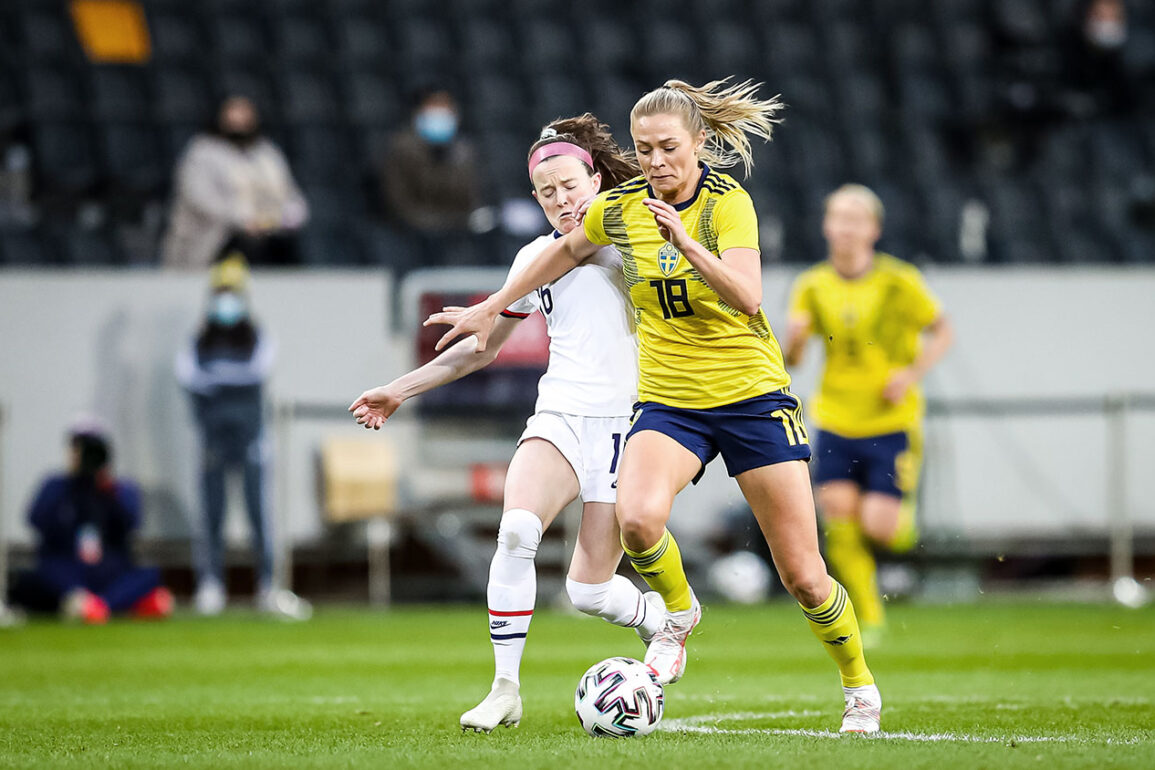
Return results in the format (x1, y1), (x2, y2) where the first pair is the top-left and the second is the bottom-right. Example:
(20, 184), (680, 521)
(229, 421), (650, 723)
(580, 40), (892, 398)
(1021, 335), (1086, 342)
(788, 254), (941, 437)
(584, 167), (790, 409)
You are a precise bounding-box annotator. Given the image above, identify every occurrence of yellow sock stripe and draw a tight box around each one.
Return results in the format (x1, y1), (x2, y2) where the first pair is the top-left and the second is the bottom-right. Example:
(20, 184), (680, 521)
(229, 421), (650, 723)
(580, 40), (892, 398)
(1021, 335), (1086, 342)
(802, 582), (848, 626)
(625, 531), (670, 569)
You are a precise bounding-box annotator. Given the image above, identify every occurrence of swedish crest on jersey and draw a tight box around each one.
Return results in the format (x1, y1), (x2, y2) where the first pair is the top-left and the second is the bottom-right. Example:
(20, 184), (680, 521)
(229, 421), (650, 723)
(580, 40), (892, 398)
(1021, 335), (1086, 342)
(658, 243), (681, 276)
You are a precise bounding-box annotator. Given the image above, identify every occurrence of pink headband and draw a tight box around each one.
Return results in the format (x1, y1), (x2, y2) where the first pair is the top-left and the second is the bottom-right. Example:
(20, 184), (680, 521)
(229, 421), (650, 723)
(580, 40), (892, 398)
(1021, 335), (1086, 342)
(528, 141), (594, 177)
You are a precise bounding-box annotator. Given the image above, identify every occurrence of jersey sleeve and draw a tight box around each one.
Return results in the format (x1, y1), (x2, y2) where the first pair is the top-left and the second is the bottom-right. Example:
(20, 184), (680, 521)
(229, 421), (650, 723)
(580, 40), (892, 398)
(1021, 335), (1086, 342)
(901, 267), (942, 328)
(715, 189), (760, 254)
(582, 191), (613, 246)
(501, 242), (542, 318)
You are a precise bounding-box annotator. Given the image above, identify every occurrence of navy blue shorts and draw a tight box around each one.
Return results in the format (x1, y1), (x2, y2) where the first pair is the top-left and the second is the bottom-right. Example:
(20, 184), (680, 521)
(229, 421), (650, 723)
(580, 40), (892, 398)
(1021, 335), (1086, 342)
(627, 390), (812, 482)
(812, 429), (915, 499)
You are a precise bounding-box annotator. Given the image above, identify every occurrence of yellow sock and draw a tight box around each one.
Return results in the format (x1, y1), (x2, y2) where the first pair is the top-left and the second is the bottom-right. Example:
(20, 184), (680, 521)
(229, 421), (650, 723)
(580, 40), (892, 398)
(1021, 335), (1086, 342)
(800, 580), (874, 688)
(623, 529), (693, 613)
(824, 518), (885, 629)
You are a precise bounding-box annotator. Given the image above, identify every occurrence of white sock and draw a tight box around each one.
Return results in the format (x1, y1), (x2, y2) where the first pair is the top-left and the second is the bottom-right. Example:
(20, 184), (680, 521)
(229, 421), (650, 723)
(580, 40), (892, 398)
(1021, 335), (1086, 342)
(487, 509), (542, 687)
(565, 575), (664, 638)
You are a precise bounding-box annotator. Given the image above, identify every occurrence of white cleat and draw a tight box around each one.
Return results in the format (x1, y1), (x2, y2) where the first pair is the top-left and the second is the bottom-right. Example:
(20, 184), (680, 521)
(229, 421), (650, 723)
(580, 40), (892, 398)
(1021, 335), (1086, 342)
(635, 591), (666, 645)
(840, 683), (882, 734)
(195, 578), (226, 616)
(257, 588), (313, 621)
(644, 591), (701, 685)
(460, 678), (522, 733)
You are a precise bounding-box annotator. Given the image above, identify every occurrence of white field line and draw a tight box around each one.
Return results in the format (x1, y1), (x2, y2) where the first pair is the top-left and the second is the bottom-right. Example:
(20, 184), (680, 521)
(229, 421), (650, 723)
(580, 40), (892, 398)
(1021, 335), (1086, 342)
(660, 712), (1147, 745)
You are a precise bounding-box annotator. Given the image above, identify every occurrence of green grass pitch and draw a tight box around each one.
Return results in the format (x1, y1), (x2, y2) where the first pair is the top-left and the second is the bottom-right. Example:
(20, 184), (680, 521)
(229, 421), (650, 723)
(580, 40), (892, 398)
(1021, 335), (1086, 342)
(0, 601), (1152, 769)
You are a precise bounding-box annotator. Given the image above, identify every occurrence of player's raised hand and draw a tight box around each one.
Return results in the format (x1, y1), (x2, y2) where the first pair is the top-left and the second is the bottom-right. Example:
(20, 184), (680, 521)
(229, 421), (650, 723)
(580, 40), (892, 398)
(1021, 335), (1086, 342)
(348, 386), (404, 430)
(643, 198), (691, 251)
(573, 195), (595, 225)
(424, 299), (499, 352)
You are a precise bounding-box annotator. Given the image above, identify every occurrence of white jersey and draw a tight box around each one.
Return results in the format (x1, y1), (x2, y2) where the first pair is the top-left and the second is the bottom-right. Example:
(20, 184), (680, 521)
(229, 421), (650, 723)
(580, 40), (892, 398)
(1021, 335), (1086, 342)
(503, 233), (637, 417)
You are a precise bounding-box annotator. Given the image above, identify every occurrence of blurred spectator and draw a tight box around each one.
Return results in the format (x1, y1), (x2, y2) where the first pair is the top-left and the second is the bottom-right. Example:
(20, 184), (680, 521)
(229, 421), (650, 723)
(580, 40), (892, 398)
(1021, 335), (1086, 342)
(9, 418), (173, 624)
(175, 257), (310, 620)
(1060, 0), (1135, 118)
(162, 95), (308, 270)
(379, 86), (490, 266)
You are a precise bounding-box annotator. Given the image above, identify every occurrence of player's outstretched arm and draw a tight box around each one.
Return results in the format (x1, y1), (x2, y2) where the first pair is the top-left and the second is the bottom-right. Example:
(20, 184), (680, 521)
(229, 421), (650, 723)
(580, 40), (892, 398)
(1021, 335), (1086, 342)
(349, 316), (523, 430)
(424, 227), (598, 352)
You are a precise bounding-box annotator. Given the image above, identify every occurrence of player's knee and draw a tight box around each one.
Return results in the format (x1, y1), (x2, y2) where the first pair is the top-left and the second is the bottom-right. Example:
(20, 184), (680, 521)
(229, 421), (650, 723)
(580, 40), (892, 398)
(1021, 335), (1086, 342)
(781, 567), (831, 608)
(496, 508), (543, 559)
(615, 495), (668, 546)
(565, 577), (608, 617)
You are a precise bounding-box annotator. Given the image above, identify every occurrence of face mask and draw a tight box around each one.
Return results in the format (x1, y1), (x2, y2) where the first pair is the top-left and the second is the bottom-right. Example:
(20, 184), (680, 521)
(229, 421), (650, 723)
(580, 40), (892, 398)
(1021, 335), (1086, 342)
(223, 128), (259, 147)
(209, 292), (247, 327)
(1087, 19), (1126, 49)
(415, 108), (458, 145)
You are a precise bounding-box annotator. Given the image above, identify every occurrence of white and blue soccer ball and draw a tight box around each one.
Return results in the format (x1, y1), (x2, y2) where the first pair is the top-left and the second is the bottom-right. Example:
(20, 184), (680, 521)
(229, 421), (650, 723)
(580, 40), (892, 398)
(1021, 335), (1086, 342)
(574, 657), (664, 738)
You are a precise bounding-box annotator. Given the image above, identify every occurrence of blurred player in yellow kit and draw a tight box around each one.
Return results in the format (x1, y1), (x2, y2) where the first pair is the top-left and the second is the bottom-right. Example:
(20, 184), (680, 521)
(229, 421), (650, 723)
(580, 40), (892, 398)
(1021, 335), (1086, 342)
(785, 184), (953, 644)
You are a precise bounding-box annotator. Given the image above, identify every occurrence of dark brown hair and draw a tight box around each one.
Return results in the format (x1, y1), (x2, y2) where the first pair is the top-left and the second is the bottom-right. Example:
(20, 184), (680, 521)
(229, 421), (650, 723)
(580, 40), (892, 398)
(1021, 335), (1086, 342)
(528, 113), (640, 189)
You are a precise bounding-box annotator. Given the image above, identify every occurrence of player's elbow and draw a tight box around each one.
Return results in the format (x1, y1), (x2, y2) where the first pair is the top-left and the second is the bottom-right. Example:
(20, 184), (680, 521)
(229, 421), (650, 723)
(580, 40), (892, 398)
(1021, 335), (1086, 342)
(737, 296), (762, 317)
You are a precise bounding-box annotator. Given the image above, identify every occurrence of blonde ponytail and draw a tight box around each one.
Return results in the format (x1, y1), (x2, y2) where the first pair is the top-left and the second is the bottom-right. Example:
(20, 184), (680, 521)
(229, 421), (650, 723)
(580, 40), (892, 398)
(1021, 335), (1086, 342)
(630, 78), (784, 177)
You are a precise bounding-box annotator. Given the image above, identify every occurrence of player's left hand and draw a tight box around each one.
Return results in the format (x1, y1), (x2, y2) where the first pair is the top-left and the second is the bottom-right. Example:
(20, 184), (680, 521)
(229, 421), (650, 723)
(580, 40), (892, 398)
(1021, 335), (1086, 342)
(425, 298), (499, 352)
(643, 198), (691, 251)
(349, 386), (404, 430)
(882, 367), (918, 404)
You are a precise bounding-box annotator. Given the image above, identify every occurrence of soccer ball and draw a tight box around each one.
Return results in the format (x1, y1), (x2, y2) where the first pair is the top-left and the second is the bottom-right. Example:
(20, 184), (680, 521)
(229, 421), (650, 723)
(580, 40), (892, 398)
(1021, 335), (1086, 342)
(574, 657), (664, 738)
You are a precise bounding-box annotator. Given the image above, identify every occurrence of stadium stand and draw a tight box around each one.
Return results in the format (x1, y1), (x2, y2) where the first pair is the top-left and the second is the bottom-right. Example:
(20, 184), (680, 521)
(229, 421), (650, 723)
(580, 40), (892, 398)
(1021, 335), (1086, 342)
(0, 0), (1151, 267)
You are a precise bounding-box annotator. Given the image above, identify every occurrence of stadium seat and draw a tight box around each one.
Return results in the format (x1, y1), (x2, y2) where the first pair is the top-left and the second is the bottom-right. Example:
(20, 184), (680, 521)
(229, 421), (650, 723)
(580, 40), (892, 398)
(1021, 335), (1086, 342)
(0, 227), (57, 265)
(151, 67), (213, 124)
(834, 71), (886, 122)
(343, 70), (401, 128)
(97, 121), (165, 197)
(460, 18), (517, 75)
(528, 73), (588, 129)
(823, 21), (874, 71)
(272, 16), (332, 64)
(288, 124), (356, 184)
(30, 121), (100, 198)
(55, 225), (124, 265)
(764, 23), (820, 78)
(892, 22), (939, 71)
(392, 18), (454, 83)
(589, 76), (644, 137)
(520, 20), (577, 75)
(898, 72), (953, 123)
(333, 16), (391, 68)
(23, 64), (85, 120)
(1053, 225), (1119, 264)
(88, 66), (150, 123)
(581, 20), (638, 78)
(278, 69), (342, 126)
(303, 184), (368, 229)
(299, 226), (364, 265)
(463, 73), (528, 133)
(702, 22), (759, 82)
(18, 10), (80, 63)
(209, 14), (266, 63)
(842, 125), (889, 181)
(147, 12), (204, 64)
(640, 20), (701, 84)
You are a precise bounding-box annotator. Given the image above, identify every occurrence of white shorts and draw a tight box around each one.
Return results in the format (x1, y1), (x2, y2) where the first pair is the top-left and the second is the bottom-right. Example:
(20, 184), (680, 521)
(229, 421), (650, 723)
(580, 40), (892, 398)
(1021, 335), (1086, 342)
(517, 411), (631, 504)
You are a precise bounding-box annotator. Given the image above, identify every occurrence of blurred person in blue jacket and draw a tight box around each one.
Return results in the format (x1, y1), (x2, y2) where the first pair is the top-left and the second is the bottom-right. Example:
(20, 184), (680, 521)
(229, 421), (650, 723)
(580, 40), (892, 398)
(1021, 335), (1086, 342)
(176, 256), (309, 620)
(10, 418), (173, 624)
